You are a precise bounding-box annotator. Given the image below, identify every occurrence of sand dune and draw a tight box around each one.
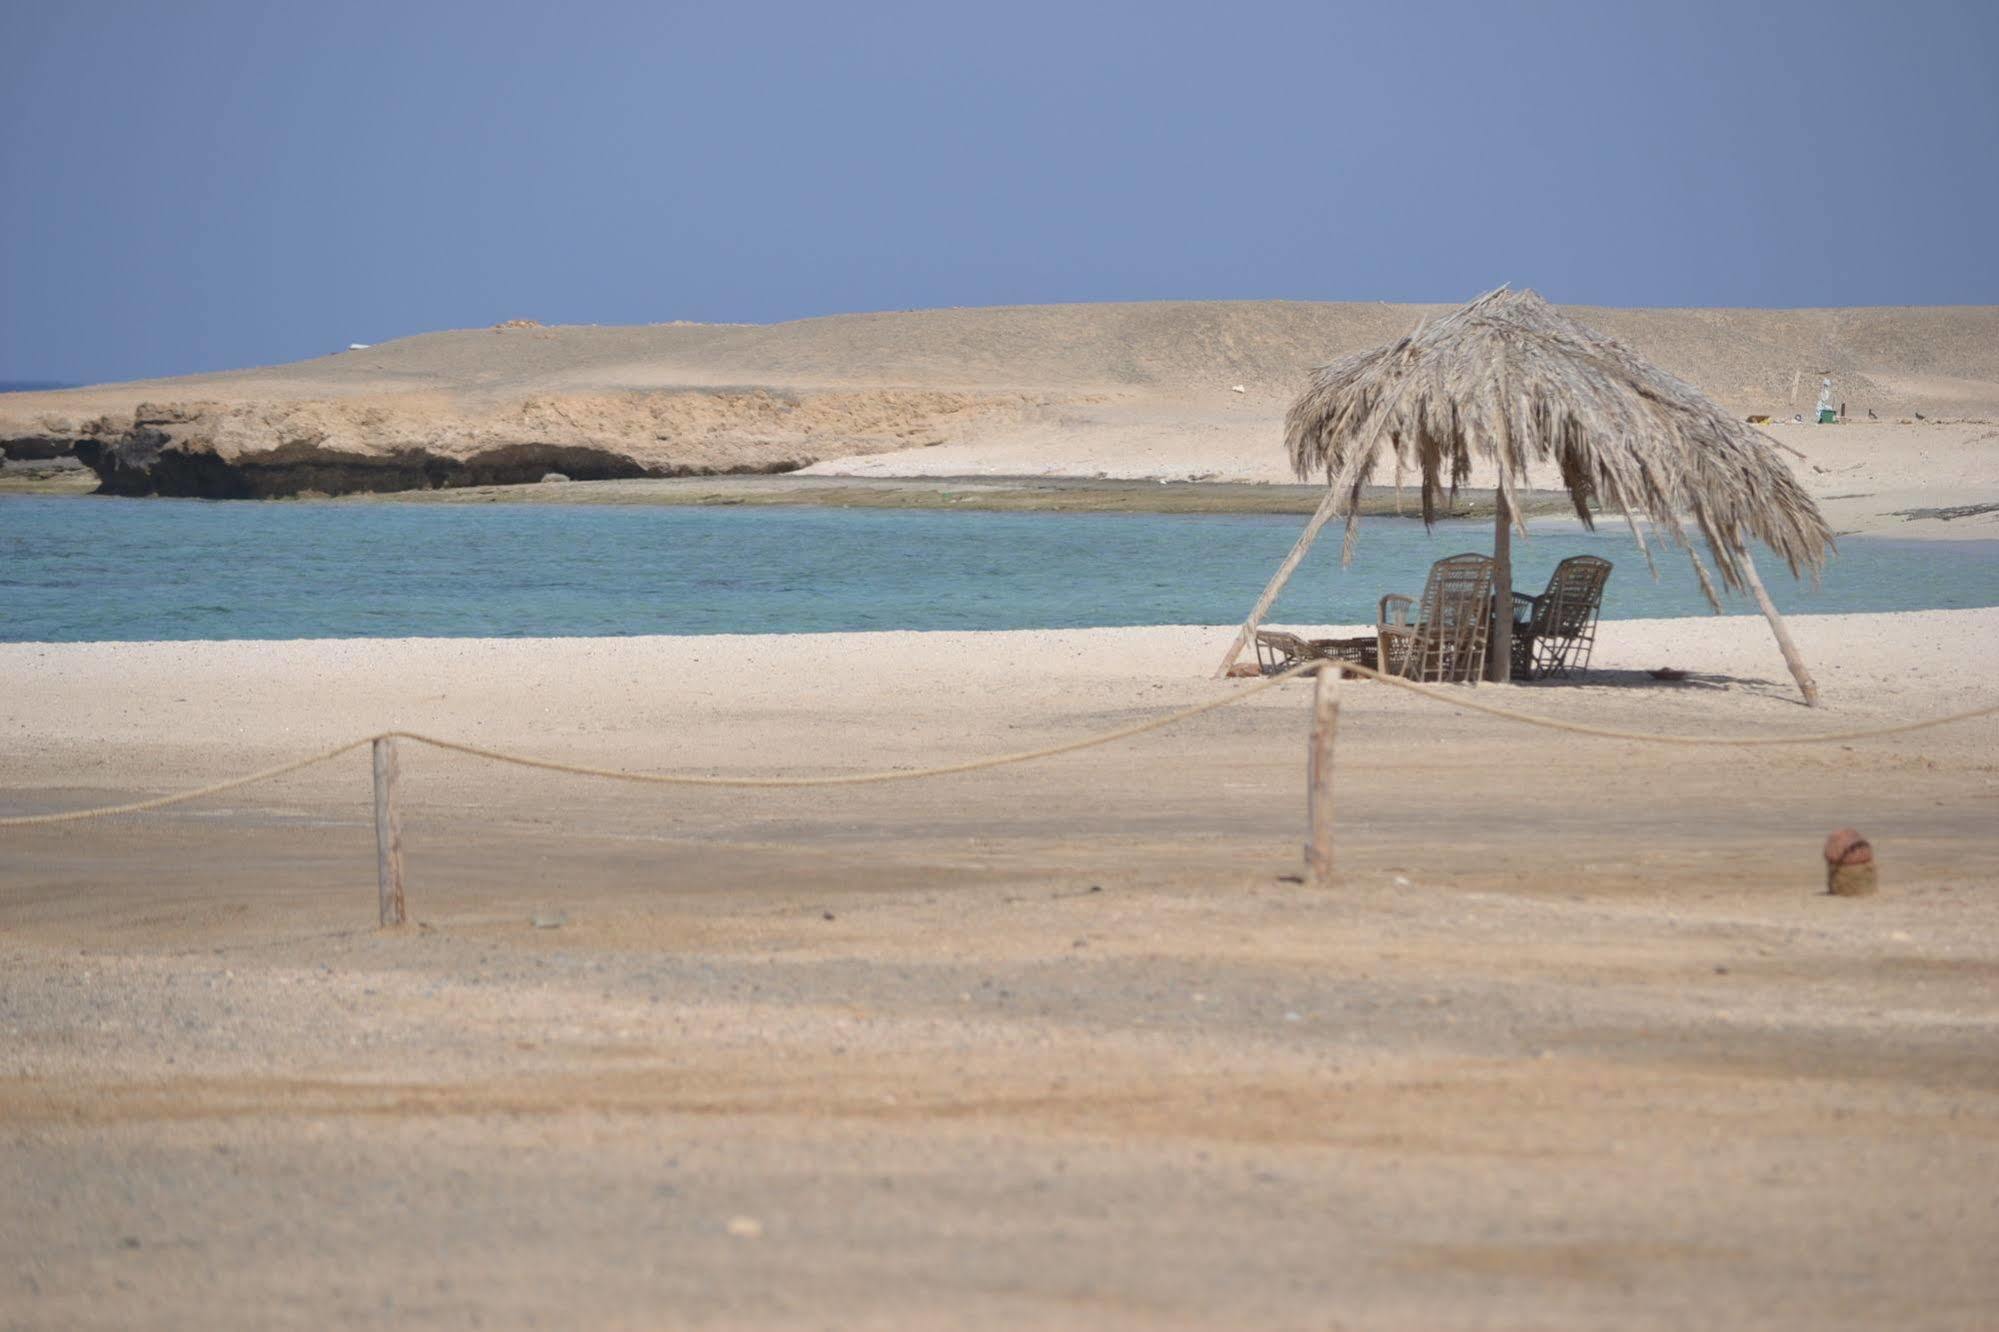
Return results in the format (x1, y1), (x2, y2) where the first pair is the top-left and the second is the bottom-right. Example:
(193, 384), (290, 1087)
(28, 300), (1999, 406)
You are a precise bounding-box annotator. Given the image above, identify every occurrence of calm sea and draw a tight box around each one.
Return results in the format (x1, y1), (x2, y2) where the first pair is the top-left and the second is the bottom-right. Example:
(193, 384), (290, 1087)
(2, 495), (1995, 642)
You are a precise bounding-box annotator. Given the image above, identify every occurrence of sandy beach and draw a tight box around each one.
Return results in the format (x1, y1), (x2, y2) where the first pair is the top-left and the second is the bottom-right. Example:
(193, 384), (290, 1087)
(5, 611), (1997, 1328)
(797, 417), (1999, 541)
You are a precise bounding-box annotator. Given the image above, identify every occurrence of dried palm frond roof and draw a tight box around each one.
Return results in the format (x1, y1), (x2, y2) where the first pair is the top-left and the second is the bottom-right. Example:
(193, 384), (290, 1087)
(1284, 286), (1833, 597)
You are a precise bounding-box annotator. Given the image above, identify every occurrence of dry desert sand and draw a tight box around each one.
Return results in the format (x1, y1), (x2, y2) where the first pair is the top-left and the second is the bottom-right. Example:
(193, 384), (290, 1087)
(5, 610), (1999, 1328)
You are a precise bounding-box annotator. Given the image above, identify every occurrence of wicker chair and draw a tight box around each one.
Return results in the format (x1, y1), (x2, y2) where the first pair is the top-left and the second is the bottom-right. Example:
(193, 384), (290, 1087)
(1253, 630), (1380, 677)
(1376, 553), (1496, 684)
(1511, 555), (1612, 680)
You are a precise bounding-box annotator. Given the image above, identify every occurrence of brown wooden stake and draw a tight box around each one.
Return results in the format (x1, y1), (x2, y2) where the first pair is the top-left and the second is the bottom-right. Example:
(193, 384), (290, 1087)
(1306, 664), (1342, 885)
(1737, 543), (1820, 707)
(1488, 486), (1513, 683)
(372, 736), (407, 927)
(1215, 486), (1344, 677)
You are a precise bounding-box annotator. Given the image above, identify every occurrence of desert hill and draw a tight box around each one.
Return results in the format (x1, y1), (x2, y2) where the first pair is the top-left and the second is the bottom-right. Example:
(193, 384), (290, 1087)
(3, 299), (1995, 499)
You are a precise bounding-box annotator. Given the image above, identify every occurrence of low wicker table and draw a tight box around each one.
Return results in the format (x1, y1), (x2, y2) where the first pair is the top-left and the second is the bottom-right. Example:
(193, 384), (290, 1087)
(1253, 631), (1380, 677)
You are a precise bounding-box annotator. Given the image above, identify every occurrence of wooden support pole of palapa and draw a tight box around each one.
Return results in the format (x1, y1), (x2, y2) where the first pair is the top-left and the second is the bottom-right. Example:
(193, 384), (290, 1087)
(1305, 663), (1342, 885)
(1487, 486), (1513, 683)
(1737, 542), (1820, 708)
(372, 736), (407, 927)
(1215, 486), (1344, 677)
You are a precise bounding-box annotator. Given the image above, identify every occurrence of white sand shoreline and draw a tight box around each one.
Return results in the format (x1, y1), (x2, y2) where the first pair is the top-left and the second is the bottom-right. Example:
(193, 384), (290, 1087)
(4, 591), (1998, 654)
(5, 610), (1996, 789)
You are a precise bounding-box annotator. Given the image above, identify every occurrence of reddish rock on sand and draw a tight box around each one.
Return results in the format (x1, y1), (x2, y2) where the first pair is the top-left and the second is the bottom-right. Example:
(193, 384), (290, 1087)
(1824, 827), (1878, 897)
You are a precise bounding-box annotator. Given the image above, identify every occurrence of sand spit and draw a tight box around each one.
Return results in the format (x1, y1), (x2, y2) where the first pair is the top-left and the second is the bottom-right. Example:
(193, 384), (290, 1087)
(4, 300), (1996, 509)
(315, 418), (1999, 540)
(4, 613), (1997, 1326)
(343, 473), (1587, 519)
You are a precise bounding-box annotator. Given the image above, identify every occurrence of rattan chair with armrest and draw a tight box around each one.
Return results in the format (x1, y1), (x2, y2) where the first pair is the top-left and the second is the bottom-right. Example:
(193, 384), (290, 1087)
(1375, 553), (1496, 684)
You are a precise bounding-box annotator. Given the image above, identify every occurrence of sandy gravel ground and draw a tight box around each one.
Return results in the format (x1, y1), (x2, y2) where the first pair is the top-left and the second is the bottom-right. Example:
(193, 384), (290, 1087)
(4, 612), (1998, 1329)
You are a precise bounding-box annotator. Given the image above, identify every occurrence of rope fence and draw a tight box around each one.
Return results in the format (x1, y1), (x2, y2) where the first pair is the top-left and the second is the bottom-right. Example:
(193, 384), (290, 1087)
(5, 661), (1996, 925)
(0, 738), (377, 827)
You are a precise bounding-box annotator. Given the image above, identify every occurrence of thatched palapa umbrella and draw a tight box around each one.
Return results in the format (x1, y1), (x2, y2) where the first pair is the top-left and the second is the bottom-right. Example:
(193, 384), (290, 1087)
(1216, 287), (1835, 704)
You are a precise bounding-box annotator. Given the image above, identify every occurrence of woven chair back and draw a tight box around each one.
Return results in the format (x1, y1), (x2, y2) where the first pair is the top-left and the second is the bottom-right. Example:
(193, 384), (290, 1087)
(1410, 553), (1496, 682)
(1422, 553), (1496, 634)
(1532, 556), (1613, 638)
(1514, 554), (1613, 680)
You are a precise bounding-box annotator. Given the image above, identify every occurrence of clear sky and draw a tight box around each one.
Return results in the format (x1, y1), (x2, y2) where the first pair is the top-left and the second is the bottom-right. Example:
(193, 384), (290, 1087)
(4, 0), (1996, 384)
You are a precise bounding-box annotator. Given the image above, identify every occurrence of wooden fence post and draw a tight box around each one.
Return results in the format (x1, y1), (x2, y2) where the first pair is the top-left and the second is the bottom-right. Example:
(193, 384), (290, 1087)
(373, 737), (406, 927)
(1306, 664), (1342, 885)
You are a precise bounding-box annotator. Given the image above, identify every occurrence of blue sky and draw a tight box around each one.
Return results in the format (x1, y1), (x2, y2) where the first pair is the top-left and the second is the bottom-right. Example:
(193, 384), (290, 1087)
(4, 0), (1996, 384)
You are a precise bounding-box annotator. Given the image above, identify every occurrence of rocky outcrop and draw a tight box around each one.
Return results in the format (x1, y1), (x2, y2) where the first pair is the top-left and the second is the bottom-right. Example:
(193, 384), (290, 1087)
(0, 435), (85, 461)
(73, 435), (683, 499)
(0, 390), (1011, 498)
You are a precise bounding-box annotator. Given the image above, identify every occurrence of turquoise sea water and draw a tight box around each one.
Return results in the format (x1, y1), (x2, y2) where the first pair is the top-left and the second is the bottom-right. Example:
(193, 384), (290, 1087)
(2, 495), (1995, 642)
